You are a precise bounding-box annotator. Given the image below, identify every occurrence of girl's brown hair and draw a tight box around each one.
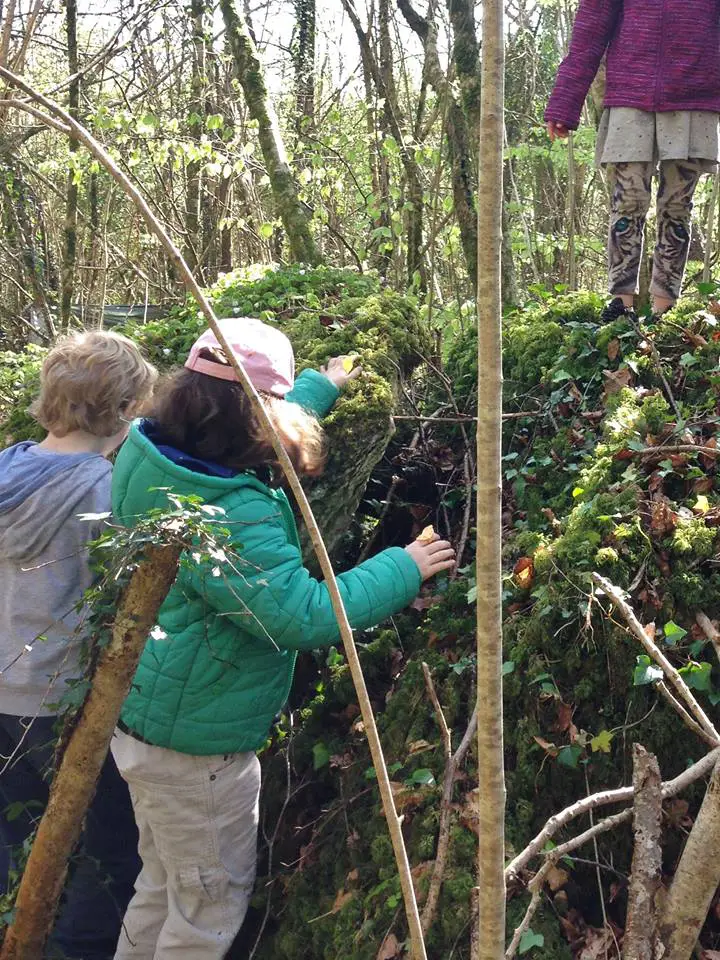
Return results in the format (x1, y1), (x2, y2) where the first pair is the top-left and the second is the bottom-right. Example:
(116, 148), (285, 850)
(150, 356), (327, 477)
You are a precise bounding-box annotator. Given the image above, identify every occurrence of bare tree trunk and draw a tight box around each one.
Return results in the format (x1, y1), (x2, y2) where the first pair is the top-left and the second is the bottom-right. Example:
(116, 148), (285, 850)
(657, 758), (720, 960)
(622, 745), (662, 960)
(0, 544), (181, 960)
(475, 0), (506, 955)
(184, 0), (207, 278)
(59, 0), (79, 328)
(340, 0), (424, 285)
(398, 0), (478, 289)
(219, 0), (321, 265)
(293, 0), (315, 137)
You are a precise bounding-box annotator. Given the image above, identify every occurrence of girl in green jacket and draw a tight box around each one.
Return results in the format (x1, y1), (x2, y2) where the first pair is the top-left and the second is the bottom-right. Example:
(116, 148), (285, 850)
(110, 317), (455, 960)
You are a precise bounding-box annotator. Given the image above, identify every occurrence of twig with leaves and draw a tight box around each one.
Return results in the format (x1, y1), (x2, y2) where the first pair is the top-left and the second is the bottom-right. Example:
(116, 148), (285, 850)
(592, 573), (720, 746)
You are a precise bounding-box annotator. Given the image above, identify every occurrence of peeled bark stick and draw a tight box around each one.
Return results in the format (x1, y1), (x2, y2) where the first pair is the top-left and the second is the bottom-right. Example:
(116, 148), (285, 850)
(657, 757), (720, 960)
(475, 0), (507, 952)
(622, 745), (662, 960)
(0, 543), (181, 960)
(420, 663), (478, 934)
(0, 67), (427, 960)
(506, 747), (720, 882)
(593, 574), (720, 746)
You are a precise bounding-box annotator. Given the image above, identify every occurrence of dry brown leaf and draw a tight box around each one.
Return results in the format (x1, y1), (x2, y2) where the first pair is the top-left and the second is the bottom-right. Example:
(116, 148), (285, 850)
(513, 556), (535, 590)
(607, 338), (620, 361)
(578, 927), (617, 960)
(650, 497), (678, 537)
(603, 366), (634, 398)
(533, 736), (558, 757)
(701, 436), (718, 469)
(408, 739), (434, 755)
(552, 701), (574, 734)
(346, 868), (359, 883)
(389, 782), (426, 813)
(331, 888), (354, 913)
(546, 865), (570, 892)
(376, 933), (401, 960)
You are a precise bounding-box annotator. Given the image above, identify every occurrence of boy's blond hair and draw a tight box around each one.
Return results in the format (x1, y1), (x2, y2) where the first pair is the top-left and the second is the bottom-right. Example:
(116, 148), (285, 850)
(31, 330), (157, 438)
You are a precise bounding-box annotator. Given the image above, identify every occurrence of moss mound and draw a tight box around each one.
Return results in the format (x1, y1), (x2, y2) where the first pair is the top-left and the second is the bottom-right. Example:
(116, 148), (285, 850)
(243, 291), (720, 959)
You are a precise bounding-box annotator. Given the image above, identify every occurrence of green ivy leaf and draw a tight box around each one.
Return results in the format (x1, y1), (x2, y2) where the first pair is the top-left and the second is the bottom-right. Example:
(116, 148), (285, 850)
(502, 660), (516, 677)
(409, 768), (436, 787)
(557, 745), (583, 769)
(663, 620), (688, 645)
(312, 742), (330, 770)
(519, 929), (545, 954)
(679, 661), (713, 692)
(633, 655), (663, 686)
(259, 223), (274, 240)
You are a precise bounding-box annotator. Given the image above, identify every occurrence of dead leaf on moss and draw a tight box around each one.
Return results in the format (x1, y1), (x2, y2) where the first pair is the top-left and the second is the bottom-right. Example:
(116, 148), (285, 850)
(331, 888), (354, 913)
(376, 933), (401, 960)
(408, 739), (435, 755)
(546, 865), (569, 892)
(578, 926), (618, 960)
(603, 366), (634, 398)
(552, 701), (574, 734)
(513, 556), (535, 589)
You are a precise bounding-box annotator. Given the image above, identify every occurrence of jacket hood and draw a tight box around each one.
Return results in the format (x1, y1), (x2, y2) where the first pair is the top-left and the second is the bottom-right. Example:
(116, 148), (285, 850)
(112, 421), (272, 524)
(0, 442), (111, 561)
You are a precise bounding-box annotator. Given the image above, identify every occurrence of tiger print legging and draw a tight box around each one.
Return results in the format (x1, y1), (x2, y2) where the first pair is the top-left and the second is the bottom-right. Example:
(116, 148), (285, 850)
(608, 159), (709, 302)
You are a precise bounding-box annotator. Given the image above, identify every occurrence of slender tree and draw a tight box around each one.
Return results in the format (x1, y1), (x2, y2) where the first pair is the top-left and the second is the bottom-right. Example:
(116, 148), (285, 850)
(475, 0), (506, 955)
(219, 0), (321, 265)
(59, 0), (78, 327)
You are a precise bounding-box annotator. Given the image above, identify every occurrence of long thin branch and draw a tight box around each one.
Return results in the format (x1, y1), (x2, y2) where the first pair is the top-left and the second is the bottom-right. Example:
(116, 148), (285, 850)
(593, 574), (720, 745)
(657, 681), (717, 748)
(0, 66), (426, 960)
(420, 664), (477, 934)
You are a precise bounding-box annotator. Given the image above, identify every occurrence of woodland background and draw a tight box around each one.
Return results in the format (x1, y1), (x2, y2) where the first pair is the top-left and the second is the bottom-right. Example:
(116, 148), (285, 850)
(4, 2), (720, 960)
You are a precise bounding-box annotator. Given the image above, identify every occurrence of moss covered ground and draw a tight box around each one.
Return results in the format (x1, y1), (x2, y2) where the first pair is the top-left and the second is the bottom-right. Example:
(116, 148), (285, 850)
(4, 280), (720, 957)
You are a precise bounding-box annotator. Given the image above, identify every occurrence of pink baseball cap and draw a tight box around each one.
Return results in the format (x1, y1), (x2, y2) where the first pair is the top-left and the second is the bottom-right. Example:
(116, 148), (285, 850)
(184, 317), (295, 396)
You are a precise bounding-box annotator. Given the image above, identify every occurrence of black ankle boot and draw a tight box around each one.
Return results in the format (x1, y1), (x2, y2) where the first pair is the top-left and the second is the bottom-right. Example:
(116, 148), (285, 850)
(600, 296), (633, 323)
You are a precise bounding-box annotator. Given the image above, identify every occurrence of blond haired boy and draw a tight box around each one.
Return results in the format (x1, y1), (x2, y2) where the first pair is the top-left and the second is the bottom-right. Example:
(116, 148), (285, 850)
(0, 330), (156, 960)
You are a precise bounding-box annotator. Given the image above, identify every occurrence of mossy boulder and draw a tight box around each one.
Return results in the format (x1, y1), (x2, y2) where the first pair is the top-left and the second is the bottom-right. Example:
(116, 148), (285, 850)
(0, 264), (424, 558)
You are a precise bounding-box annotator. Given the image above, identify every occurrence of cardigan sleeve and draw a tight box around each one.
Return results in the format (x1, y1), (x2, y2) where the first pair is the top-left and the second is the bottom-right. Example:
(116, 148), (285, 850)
(183, 492), (422, 651)
(285, 368), (340, 419)
(545, 0), (621, 130)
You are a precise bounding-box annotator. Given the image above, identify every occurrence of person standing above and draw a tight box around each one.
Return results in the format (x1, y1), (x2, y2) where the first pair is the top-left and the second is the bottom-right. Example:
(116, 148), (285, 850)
(546, 0), (720, 320)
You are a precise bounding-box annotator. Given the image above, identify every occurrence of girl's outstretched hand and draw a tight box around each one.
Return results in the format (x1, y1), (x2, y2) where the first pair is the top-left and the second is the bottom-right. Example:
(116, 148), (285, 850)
(320, 355), (362, 390)
(405, 533), (456, 581)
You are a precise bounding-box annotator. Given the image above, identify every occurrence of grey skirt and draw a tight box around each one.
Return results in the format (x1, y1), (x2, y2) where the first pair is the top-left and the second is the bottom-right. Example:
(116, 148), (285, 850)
(596, 107), (720, 168)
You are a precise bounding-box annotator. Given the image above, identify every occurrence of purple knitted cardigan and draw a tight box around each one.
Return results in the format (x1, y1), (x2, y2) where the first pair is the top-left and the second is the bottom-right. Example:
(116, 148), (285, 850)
(546, 0), (720, 130)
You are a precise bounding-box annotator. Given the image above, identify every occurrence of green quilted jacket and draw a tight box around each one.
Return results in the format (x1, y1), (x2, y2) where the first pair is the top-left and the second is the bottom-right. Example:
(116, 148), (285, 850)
(112, 370), (422, 755)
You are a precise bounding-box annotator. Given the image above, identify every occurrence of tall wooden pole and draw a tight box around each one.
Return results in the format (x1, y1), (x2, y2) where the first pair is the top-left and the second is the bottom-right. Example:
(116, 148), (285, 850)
(475, 0), (506, 954)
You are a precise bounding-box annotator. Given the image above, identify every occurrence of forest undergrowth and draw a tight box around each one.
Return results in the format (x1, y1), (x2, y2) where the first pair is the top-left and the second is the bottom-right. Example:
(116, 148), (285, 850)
(4, 271), (720, 958)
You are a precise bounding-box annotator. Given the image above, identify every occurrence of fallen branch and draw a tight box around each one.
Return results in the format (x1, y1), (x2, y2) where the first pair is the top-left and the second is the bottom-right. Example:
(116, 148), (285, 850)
(622, 745), (662, 960)
(420, 663), (478, 934)
(506, 747), (720, 882)
(0, 66), (427, 960)
(593, 573), (720, 746)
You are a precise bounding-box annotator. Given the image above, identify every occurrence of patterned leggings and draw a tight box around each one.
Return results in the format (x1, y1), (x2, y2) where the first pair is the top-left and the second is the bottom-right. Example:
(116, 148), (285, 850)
(608, 159), (709, 302)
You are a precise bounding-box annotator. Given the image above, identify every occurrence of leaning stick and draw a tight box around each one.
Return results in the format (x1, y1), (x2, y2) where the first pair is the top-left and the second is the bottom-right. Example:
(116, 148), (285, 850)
(0, 66), (427, 960)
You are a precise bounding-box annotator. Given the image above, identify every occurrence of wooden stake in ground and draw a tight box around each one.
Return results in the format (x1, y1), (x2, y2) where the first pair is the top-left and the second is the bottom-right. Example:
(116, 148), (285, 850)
(0, 544), (181, 960)
(622, 744), (662, 960)
(0, 67), (427, 960)
(475, 0), (506, 955)
(657, 757), (720, 960)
